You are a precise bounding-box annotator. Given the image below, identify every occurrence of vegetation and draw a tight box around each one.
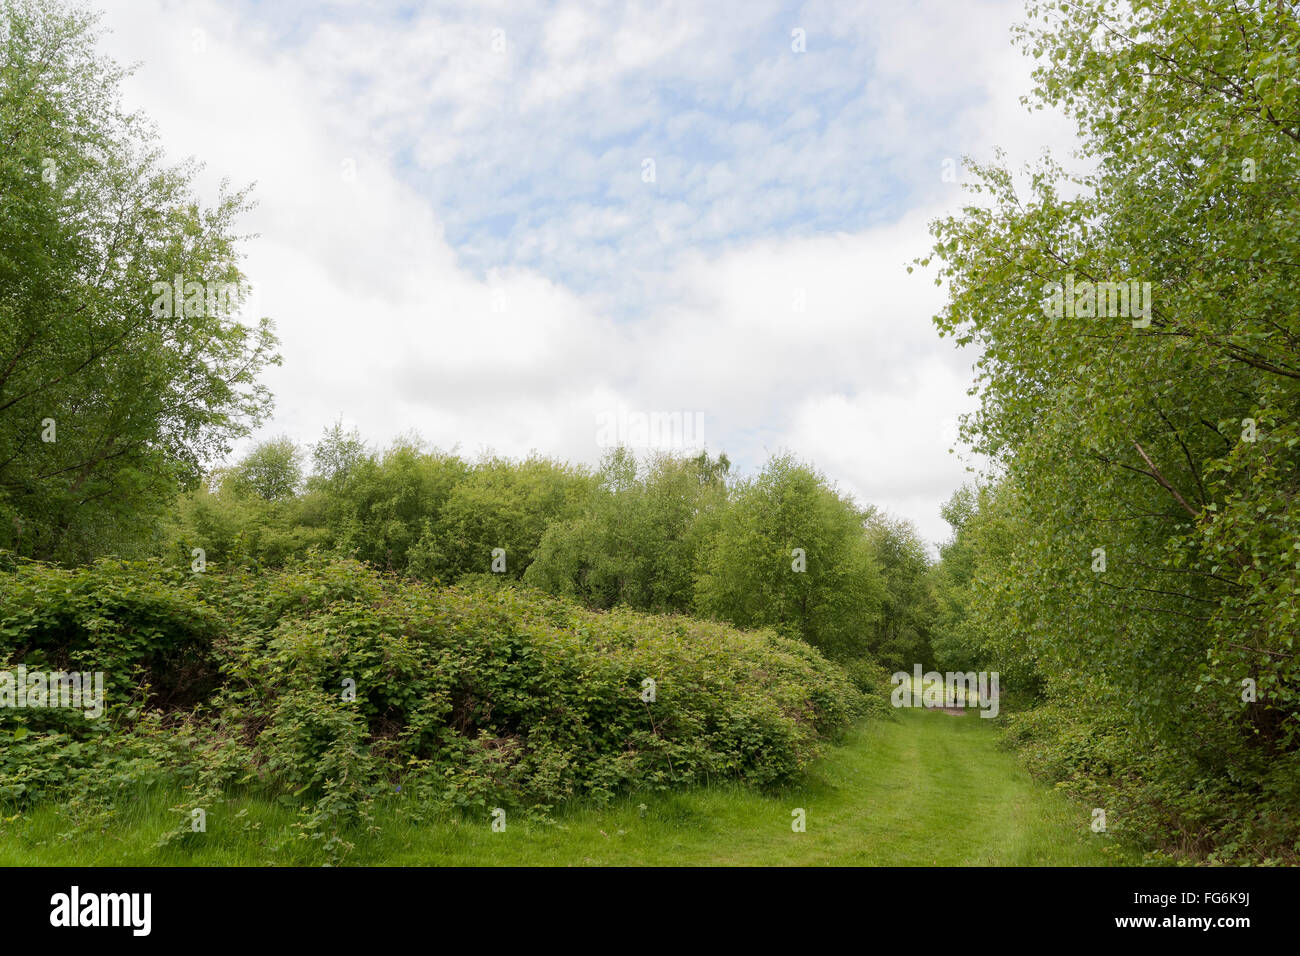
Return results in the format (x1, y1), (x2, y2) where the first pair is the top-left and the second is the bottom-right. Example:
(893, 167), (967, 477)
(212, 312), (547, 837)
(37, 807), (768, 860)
(0, 555), (874, 863)
(3, 0), (1297, 868)
(0, 0), (279, 564)
(0, 710), (1125, 867)
(155, 433), (935, 670)
(920, 0), (1300, 864)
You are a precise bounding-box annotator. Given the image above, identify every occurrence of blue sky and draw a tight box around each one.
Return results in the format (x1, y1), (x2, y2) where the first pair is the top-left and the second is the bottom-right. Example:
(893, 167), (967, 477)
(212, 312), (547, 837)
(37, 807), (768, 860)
(97, 0), (1082, 545)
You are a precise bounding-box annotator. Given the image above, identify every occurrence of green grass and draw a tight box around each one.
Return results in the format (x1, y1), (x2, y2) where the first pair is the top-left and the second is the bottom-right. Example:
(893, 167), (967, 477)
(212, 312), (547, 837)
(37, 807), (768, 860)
(0, 709), (1135, 866)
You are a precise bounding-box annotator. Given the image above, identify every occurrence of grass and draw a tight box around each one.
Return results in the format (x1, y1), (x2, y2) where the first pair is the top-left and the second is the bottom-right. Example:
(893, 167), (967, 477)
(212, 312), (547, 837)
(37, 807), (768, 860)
(0, 708), (1135, 866)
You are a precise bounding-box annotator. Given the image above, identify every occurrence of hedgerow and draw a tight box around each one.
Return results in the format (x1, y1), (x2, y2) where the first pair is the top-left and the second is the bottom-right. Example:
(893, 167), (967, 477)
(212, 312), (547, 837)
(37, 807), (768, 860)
(0, 553), (868, 860)
(1002, 701), (1300, 866)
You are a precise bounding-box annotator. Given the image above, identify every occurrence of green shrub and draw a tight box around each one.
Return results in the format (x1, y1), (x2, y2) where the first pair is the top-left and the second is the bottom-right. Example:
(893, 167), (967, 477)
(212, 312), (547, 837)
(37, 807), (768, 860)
(1003, 701), (1300, 865)
(0, 554), (871, 859)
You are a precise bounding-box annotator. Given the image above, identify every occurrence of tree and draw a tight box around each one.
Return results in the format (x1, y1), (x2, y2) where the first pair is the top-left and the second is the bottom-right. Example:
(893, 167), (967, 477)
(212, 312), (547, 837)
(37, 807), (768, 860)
(923, 0), (1300, 856)
(326, 438), (468, 574)
(310, 419), (368, 484)
(862, 512), (936, 671)
(0, 0), (279, 562)
(432, 454), (595, 582)
(524, 448), (729, 612)
(224, 437), (303, 502)
(694, 453), (884, 660)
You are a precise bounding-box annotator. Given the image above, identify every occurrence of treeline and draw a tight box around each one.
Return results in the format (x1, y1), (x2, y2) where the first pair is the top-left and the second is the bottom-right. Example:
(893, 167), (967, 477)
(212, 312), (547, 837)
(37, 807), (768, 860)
(923, 0), (1300, 864)
(158, 428), (937, 672)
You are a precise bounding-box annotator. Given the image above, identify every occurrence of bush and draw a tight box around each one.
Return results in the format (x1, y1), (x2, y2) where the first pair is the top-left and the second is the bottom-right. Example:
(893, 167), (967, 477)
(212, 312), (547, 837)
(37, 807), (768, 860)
(1002, 701), (1300, 865)
(0, 555), (871, 858)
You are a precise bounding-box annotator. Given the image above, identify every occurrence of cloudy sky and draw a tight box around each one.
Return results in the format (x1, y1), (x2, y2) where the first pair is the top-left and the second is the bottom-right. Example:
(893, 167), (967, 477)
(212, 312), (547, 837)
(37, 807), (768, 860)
(96, 0), (1081, 546)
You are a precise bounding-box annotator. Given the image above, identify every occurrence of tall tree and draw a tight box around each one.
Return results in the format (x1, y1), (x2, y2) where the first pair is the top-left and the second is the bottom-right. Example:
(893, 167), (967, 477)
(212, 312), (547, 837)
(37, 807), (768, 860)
(924, 0), (1300, 852)
(0, 0), (278, 561)
(694, 453), (884, 660)
(224, 436), (303, 503)
(862, 511), (936, 671)
(524, 448), (730, 612)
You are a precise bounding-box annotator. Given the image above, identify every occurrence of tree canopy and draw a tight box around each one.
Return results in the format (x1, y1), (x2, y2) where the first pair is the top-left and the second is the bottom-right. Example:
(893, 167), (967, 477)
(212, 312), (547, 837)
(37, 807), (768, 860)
(0, 0), (278, 562)
(923, 0), (1300, 860)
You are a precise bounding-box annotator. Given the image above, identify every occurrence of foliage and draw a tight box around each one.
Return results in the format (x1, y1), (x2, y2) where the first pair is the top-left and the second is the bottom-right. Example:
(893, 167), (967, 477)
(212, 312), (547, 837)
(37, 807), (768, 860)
(694, 454), (886, 661)
(524, 449), (729, 613)
(164, 440), (906, 674)
(0, 0), (279, 563)
(922, 0), (1300, 862)
(222, 436), (303, 503)
(861, 511), (937, 671)
(0, 554), (867, 861)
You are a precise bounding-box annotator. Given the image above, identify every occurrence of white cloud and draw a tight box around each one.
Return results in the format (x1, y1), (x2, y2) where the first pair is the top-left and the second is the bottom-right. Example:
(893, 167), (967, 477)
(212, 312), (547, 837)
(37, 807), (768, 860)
(95, 0), (1082, 546)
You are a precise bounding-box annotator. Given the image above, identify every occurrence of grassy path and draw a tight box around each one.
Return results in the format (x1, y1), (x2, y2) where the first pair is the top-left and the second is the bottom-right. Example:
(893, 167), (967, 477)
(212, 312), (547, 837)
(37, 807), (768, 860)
(1, 709), (1131, 866)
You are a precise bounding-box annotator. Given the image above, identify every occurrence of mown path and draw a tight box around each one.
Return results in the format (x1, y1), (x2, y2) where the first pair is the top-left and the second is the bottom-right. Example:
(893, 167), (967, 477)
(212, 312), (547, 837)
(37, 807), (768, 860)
(384, 707), (1125, 866)
(2, 708), (1129, 866)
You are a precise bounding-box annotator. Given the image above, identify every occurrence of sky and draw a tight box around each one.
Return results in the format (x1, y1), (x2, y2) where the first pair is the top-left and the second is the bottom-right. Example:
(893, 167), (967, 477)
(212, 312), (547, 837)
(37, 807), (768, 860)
(94, 0), (1083, 547)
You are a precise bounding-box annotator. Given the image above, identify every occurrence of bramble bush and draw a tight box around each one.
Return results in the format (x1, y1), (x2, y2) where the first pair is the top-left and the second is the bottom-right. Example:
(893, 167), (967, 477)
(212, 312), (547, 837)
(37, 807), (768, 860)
(0, 553), (868, 859)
